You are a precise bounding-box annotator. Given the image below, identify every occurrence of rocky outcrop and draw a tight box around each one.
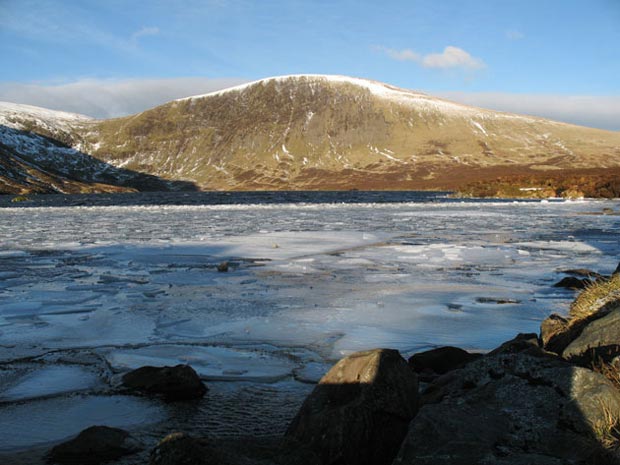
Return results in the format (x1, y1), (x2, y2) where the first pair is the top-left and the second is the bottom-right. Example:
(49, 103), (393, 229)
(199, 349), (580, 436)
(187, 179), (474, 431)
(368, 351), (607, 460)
(395, 350), (620, 465)
(286, 348), (418, 465)
(122, 364), (207, 401)
(47, 426), (143, 465)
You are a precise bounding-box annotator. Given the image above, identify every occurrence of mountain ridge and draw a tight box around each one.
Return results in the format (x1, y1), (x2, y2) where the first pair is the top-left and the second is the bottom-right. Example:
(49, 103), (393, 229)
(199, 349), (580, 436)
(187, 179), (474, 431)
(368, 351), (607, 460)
(1, 75), (620, 195)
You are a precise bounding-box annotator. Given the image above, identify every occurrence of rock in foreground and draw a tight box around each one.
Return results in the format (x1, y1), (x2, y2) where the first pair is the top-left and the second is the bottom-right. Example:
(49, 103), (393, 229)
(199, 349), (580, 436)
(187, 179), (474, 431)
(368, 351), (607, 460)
(150, 433), (320, 465)
(47, 426), (142, 465)
(122, 364), (207, 401)
(286, 348), (418, 465)
(395, 350), (620, 465)
(408, 346), (481, 382)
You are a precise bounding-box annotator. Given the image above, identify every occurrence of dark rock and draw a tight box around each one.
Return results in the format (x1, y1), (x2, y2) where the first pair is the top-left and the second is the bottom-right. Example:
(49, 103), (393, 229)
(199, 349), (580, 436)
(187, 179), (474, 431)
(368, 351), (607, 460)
(475, 297), (521, 304)
(553, 276), (591, 290)
(540, 313), (575, 354)
(563, 304), (620, 364)
(488, 333), (543, 356)
(394, 352), (620, 465)
(150, 433), (320, 465)
(408, 346), (481, 379)
(150, 433), (234, 465)
(48, 426), (142, 465)
(286, 348), (418, 465)
(560, 268), (604, 279)
(217, 261), (229, 272)
(122, 364), (207, 401)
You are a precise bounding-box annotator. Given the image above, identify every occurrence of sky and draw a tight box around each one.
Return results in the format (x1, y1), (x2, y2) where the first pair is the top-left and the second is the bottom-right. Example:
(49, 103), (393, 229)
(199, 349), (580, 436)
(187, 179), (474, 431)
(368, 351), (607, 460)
(1, 0), (619, 130)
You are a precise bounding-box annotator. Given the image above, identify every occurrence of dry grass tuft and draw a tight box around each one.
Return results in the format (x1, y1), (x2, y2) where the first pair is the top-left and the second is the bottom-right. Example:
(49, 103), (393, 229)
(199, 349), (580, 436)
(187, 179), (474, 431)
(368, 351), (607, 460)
(592, 358), (620, 391)
(592, 401), (620, 459)
(569, 274), (620, 323)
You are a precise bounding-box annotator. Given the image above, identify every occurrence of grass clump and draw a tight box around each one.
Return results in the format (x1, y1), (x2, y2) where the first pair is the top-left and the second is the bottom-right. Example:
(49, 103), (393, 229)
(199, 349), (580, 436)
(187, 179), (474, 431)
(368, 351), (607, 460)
(570, 274), (620, 323)
(10, 195), (30, 203)
(591, 401), (620, 463)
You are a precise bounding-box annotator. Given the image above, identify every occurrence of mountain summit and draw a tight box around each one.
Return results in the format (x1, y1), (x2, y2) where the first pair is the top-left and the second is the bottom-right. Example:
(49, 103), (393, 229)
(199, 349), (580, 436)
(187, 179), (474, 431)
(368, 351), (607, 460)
(2, 75), (620, 194)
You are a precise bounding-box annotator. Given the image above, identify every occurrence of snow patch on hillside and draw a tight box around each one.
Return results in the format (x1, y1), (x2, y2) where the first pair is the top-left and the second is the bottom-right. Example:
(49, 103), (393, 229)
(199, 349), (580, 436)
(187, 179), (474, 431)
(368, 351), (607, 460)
(0, 101), (92, 133)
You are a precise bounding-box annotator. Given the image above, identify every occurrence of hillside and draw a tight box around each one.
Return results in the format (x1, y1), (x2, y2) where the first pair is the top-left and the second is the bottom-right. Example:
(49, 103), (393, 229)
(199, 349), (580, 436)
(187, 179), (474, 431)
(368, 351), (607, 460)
(2, 75), (620, 194)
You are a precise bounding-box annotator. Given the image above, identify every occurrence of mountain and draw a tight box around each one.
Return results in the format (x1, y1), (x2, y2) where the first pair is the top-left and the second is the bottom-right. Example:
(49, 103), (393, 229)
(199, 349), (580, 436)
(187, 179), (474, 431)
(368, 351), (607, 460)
(2, 75), (620, 195)
(0, 103), (196, 194)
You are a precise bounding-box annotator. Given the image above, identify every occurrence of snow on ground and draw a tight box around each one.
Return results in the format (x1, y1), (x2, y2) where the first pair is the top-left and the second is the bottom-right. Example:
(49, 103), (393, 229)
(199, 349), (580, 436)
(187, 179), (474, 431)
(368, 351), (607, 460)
(0, 198), (619, 454)
(0, 101), (92, 133)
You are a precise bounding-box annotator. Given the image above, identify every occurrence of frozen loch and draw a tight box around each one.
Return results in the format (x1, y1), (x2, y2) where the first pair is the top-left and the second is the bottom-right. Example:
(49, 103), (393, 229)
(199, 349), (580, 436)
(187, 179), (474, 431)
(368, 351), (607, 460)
(0, 194), (619, 462)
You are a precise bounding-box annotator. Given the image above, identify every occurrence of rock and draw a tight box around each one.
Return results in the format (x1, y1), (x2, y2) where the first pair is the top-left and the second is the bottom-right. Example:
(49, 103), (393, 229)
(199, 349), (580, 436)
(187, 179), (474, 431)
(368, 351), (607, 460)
(122, 364), (207, 401)
(150, 433), (234, 465)
(150, 433), (320, 465)
(540, 313), (575, 354)
(408, 346), (481, 381)
(475, 297), (521, 304)
(217, 261), (229, 272)
(48, 426), (143, 465)
(560, 268), (604, 279)
(553, 276), (591, 290)
(488, 332), (543, 356)
(286, 348), (419, 465)
(394, 352), (620, 465)
(563, 304), (620, 364)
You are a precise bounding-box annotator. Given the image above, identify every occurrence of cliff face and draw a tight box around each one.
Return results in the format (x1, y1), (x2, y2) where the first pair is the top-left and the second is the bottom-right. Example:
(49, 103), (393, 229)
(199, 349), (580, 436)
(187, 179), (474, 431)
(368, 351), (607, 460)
(3, 75), (620, 193)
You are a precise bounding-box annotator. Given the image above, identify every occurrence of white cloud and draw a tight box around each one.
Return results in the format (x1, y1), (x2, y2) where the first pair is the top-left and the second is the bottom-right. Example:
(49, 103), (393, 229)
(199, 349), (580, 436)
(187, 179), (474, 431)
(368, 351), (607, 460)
(440, 91), (620, 131)
(422, 46), (485, 70)
(377, 45), (485, 70)
(0, 77), (248, 119)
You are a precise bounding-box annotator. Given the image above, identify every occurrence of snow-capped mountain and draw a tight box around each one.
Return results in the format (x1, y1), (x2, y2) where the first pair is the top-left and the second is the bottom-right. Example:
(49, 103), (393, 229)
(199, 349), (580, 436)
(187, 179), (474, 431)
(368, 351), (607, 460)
(2, 75), (620, 194)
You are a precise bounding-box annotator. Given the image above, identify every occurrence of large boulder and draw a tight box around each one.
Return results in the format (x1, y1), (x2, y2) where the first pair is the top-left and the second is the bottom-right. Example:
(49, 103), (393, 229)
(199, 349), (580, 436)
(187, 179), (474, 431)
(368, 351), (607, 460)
(286, 348), (419, 465)
(563, 304), (620, 364)
(47, 426), (143, 465)
(394, 352), (620, 465)
(122, 364), (207, 401)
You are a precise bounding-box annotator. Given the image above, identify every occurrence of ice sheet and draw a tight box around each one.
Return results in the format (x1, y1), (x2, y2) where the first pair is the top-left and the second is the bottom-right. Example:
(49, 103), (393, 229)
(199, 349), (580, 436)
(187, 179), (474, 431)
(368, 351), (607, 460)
(0, 395), (163, 451)
(0, 365), (101, 402)
(105, 344), (297, 382)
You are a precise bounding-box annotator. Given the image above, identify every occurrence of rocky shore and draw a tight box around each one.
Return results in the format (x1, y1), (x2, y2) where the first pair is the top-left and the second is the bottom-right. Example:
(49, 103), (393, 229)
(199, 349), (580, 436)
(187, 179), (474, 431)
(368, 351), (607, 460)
(36, 267), (620, 465)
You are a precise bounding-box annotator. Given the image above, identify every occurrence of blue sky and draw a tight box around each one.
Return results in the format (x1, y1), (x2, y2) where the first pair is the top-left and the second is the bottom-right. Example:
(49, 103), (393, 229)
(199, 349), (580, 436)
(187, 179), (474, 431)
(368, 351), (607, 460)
(1, 0), (619, 129)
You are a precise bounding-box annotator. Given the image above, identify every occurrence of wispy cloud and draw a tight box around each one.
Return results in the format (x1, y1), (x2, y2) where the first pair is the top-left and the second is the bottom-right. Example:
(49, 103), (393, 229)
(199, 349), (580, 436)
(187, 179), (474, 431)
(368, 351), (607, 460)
(380, 48), (421, 62)
(440, 91), (620, 131)
(131, 26), (160, 41)
(505, 29), (524, 40)
(0, 77), (248, 119)
(377, 46), (485, 70)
